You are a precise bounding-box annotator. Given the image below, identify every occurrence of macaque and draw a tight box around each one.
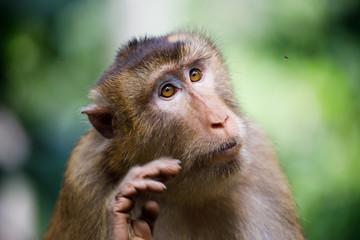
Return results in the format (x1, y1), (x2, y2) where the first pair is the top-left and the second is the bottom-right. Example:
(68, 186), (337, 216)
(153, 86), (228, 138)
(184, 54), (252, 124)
(44, 32), (304, 240)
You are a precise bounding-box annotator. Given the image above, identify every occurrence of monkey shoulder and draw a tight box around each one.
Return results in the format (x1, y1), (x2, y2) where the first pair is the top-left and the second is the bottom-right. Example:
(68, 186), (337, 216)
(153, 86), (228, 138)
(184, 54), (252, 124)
(237, 122), (303, 239)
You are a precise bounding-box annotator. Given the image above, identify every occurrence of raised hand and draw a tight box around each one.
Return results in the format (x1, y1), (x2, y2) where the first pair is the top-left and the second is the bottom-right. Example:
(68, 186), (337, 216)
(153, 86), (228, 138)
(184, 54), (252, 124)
(108, 158), (181, 240)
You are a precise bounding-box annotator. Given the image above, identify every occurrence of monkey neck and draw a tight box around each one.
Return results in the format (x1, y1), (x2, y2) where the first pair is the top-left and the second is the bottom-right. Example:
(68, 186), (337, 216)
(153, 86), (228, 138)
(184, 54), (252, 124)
(148, 171), (242, 208)
(162, 152), (248, 205)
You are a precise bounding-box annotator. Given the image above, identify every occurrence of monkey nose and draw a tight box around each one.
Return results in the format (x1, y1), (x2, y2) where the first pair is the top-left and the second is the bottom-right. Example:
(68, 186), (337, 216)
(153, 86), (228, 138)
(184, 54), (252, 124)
(210, 115), (228, 129)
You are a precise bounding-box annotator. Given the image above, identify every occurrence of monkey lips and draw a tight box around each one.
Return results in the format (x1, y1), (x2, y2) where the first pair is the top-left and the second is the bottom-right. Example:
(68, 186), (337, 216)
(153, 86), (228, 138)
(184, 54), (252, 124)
(199, 140), (242, 163)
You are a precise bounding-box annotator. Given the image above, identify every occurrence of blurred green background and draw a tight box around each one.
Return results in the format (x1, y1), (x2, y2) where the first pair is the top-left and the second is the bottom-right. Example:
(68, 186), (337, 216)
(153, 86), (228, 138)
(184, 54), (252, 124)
(0, 0), (359, 239)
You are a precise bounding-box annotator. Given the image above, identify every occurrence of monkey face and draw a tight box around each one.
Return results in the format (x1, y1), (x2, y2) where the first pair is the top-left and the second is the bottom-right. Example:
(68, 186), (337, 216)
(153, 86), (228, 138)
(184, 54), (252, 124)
(84, 32), (249, 177)
(147, 62), (247, 167)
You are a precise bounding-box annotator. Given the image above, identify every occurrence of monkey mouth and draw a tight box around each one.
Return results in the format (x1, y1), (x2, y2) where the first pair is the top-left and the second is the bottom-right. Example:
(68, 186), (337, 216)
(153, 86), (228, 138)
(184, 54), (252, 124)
(216, 140), (240, 154)
(189, 139), (243, 173)
(191, 139), (242, 163)
(204, 140), (241, 159)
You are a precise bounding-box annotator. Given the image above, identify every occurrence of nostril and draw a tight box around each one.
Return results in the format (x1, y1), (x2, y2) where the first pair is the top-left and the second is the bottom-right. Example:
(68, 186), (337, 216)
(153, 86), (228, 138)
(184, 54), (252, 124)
(210, 115), (228, 129)
(211, 123), (224, 129)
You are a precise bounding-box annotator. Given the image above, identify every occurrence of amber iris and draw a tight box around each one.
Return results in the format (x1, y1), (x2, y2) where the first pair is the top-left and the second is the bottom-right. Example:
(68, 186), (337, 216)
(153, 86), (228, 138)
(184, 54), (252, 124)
(161, 84), (175, 98)
(189, 68), (202, 82)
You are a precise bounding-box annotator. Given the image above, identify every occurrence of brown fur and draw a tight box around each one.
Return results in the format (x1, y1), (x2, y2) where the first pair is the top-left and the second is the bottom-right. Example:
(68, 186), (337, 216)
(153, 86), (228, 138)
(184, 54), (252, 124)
(44, 31), (304, 240)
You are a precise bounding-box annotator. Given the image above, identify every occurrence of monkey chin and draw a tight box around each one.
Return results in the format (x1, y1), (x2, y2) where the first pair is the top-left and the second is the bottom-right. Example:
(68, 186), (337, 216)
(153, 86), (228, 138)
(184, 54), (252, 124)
(213, 146), (244, 173)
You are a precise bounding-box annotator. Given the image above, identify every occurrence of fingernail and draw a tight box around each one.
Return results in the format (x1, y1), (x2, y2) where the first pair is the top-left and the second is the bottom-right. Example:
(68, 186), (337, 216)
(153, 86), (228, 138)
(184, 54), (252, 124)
(161, 183), (167, 189)
(174, 159), (182, 164)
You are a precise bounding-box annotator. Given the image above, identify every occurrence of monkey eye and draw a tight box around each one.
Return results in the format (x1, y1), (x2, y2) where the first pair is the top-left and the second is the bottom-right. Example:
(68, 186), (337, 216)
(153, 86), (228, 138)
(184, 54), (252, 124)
(189, 68), (202, 82)
(160, 84), (176, 98)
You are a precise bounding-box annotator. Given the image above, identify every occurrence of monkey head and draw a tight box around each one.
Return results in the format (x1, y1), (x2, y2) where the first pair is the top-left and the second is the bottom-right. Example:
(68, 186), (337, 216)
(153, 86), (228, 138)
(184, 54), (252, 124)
(82, 32), (249, 182)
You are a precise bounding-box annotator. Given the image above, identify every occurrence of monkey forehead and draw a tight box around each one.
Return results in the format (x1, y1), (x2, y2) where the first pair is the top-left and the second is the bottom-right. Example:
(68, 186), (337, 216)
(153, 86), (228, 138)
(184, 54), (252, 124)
(97, 32), (218, 86)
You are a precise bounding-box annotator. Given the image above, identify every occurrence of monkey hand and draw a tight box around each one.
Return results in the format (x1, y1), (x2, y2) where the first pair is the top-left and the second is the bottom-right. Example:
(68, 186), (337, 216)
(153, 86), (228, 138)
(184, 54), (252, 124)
(108, 158), (181, 240)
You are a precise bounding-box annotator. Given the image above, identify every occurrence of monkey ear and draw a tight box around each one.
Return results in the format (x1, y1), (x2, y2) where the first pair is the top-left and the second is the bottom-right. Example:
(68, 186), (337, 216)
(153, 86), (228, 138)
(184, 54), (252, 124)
(81, 105), (115, 139)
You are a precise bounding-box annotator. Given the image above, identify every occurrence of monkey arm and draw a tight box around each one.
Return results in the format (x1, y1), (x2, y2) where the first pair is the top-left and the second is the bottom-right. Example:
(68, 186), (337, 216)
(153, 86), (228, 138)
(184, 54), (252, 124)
(44, 132), (181, 240)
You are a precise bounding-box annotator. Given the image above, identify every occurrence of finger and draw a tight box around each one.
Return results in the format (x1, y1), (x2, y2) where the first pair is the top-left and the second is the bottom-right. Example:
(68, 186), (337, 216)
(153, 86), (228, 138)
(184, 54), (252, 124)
(131, 220), (152, 240)
(112, 196), (133, 213)
(111, 211), (131, 240)
(110, 197), (133, 239)
(122, 159), (181, 187)
(119, 179), (168, 198)
(132, 159), (182, 179)
(138, 201), (160, 233)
